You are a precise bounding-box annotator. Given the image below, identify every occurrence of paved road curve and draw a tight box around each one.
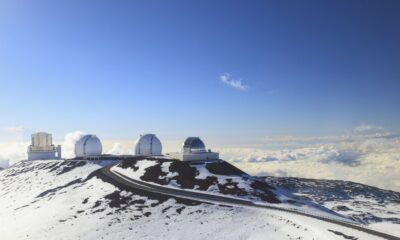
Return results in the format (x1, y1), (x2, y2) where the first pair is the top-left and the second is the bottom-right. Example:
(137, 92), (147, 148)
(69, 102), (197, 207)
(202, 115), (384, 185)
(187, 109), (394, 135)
(99, 166), (400, 240)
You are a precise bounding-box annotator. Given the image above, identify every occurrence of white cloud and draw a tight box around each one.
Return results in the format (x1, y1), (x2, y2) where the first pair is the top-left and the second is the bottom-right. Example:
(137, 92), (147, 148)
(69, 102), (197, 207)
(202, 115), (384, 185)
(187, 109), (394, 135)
(219, 133), (400, 192)
(2, 126), (29, 140)
(0, 142), (29, 168)
(354, 124), (385, 134)
(62, 131), (86, 159)
(106, 142), (133, 155)
(220, 73), (248, 91)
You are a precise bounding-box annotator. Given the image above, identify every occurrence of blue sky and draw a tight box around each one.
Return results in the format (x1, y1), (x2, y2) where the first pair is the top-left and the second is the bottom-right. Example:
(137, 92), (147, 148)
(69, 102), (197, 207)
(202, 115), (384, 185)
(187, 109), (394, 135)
(1, 0), (399, 142)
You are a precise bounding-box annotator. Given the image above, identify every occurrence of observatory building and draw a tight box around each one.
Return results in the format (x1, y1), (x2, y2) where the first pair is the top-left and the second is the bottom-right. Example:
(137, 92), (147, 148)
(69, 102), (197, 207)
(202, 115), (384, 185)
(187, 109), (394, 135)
(134, 134), (162, 156)
(74, 134), (102, 158)
(167, 137), (219, 161)
(27, 132), (62, 160)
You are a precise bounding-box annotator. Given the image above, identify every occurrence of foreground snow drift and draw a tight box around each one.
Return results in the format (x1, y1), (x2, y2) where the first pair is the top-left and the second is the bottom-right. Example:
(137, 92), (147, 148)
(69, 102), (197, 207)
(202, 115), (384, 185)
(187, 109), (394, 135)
(0, 160), (391, 239)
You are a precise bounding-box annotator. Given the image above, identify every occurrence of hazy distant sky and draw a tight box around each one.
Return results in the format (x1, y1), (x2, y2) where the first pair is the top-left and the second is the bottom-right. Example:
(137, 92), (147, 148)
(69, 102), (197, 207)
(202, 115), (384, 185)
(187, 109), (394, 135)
(1, 0), (399, 142)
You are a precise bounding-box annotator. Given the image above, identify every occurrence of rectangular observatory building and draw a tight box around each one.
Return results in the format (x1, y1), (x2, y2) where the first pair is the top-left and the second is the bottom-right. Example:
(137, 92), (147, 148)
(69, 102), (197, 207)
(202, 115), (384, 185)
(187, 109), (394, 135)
(166, 137), (219, 161)
(27, 132), (61, 160)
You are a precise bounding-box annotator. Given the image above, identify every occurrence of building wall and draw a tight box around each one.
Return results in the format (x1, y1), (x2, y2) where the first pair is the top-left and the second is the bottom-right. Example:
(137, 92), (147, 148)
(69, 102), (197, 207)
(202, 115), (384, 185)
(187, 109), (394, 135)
(28, 151), (57, 161)
(30, 133), (55, 151)
(182, 152), (219, 161)
(166, 152), (219, 161)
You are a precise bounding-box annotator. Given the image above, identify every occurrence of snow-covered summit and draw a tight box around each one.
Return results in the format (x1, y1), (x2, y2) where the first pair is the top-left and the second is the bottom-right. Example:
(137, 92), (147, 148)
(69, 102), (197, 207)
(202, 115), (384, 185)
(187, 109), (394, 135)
(0, 159), (397, 239)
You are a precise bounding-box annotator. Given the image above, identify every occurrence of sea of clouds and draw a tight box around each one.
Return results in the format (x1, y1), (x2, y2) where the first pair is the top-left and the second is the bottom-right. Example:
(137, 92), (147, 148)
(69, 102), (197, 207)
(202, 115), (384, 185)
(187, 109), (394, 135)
(218, 131), (400, 192)
(1, 126), (399, 192)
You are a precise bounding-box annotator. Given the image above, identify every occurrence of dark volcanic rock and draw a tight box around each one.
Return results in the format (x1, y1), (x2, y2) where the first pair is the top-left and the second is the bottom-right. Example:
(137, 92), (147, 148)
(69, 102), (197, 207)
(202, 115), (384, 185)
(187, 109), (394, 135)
(115, 158), (281, 204)
(205, 161), (247, 176)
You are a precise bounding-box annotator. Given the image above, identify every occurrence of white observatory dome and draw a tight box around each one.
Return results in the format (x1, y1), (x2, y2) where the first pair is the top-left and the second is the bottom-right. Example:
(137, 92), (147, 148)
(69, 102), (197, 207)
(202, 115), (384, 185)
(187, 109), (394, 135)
(74, 134), (102, 157)
(134, 134), (162, 156)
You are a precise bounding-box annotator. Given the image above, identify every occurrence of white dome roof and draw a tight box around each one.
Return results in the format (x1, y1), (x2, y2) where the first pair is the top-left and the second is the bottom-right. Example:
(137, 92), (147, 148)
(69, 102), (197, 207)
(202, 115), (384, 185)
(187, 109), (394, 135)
(74, 134), (102, 157)
(134, 134), (162, 156)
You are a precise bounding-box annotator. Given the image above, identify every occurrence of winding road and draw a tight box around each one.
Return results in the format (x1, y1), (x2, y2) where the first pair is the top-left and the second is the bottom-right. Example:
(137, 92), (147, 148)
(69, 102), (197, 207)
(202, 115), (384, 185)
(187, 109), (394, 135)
(99, 165), (400, 240)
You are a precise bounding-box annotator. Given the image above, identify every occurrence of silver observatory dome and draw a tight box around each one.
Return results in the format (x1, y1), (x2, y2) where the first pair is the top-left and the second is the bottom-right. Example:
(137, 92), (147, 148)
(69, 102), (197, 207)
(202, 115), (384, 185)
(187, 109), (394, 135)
(134, 134), (162, 156)
(182, 137), (206, 153)
(74, 134), (102, 157)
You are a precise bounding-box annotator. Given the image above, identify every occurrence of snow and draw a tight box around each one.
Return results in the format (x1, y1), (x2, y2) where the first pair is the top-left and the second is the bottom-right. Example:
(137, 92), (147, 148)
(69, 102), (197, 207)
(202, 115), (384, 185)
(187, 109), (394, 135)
(0, 159), (397, 239)
(114, 159), (157, 179)
(368, 222), (400, 237)
(112, 161), (260, 202)
(111, 159), (353, 223)
(159, 162), (178, 179)
(263, 175), (400, 235)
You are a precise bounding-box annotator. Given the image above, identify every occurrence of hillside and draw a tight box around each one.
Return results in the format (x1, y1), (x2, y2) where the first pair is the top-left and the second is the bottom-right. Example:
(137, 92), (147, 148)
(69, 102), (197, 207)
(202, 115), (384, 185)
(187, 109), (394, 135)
(262, 176), (400, 236)
(112, 157), (343, 217)
(0, 159), (395, 240)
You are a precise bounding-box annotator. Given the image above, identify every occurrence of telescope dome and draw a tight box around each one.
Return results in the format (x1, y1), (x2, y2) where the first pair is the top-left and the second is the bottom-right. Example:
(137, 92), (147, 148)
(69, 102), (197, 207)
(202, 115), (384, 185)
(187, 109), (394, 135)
(74, 135), (102, 157)
(134, 134), (162, 156)
(183, 137), (206, 153)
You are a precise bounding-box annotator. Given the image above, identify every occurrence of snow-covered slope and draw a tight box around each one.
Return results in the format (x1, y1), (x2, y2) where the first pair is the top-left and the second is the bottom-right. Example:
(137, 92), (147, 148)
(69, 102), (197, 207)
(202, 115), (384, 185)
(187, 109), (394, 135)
(262, 176), (400, 236)
(112, 157), (346, 218)
(0, 160), (394, 239)
(113, 158), (281, 203)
